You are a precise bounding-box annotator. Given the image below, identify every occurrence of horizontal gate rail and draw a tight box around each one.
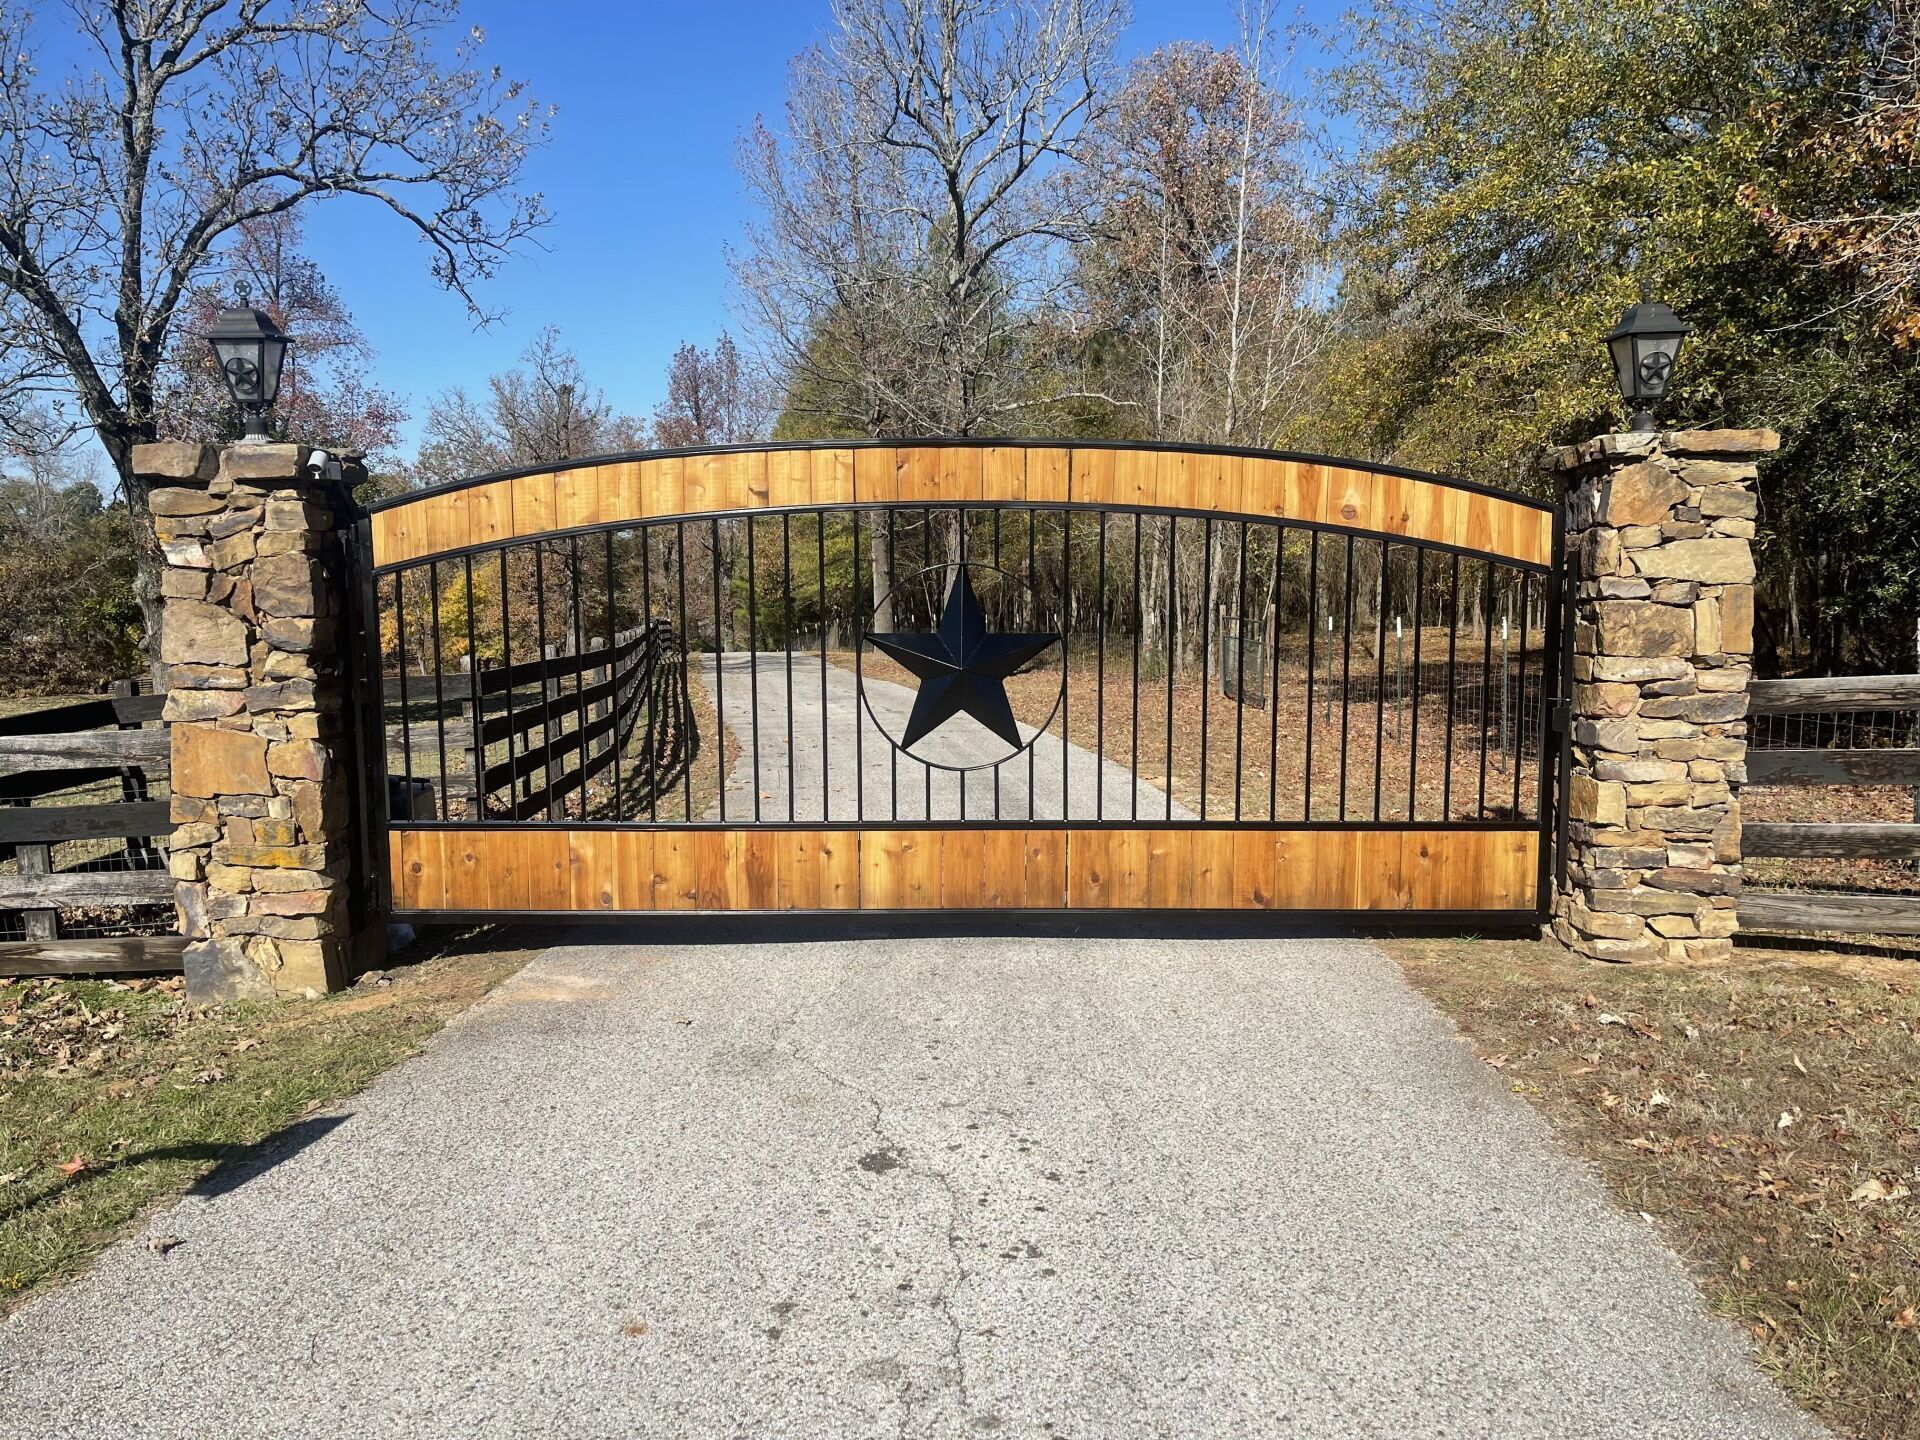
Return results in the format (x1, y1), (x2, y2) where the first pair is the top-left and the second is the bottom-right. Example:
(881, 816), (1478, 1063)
(364, 440), (1555, 575)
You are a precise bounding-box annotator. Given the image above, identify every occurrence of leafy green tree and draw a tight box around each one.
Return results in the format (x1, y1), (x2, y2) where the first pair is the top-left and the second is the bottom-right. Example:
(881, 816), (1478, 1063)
(1326, 0), (1918, 670)
(0, 463), (142, 695)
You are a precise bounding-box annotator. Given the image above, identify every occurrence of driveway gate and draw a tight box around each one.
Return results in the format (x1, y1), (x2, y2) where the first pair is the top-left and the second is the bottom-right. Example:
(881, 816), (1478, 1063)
(350, 441), (1565, 921)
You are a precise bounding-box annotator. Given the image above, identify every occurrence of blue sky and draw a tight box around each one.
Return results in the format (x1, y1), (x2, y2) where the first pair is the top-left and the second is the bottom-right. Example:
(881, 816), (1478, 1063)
(294, 1), (1344, 460)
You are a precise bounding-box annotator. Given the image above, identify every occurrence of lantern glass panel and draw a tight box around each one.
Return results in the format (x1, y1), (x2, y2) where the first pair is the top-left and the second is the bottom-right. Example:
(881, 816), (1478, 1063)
(212, 335), (266, 403)
(255, 335), (289, 403)
(1607, 333), (1636, 398)
(1633, 333), (1678, 400)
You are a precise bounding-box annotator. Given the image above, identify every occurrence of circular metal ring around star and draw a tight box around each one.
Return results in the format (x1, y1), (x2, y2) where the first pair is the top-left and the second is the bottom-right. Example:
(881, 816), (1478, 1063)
(857, 562), (1066, 772)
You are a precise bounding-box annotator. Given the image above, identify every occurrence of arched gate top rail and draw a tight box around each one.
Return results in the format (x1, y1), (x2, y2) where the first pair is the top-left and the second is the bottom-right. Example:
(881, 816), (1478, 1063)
(365, 438), (1556, 572)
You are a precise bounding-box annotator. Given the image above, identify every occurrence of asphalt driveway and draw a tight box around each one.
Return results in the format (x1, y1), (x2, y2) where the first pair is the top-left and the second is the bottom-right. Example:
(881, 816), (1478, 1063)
(0, 929), (1823, 1438)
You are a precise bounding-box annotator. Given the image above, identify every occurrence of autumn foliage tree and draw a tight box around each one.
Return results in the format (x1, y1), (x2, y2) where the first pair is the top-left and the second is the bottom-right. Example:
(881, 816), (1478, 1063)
(1321, 0), (1917, 669)
(414, 327), (645, 487)
(1073, 28), (1327, 446)
(652, 333), (762, 447)
(155, 212), (406, 463)
(1748, 1), (1920, 344)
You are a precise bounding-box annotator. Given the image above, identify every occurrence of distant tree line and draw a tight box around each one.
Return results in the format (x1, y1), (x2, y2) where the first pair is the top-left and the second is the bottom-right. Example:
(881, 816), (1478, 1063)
(723, 0), (1920, 676)
(2, 0), (1916, 688)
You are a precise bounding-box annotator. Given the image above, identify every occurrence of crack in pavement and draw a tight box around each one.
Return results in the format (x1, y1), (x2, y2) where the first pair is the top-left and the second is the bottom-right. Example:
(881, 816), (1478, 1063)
(778, 1035), (979, 1436)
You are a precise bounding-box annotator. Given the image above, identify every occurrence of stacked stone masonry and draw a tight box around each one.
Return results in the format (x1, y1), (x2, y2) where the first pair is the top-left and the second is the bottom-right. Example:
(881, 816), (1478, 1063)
(139, 440), (361, 999)
(1548, 427), (1777, 963)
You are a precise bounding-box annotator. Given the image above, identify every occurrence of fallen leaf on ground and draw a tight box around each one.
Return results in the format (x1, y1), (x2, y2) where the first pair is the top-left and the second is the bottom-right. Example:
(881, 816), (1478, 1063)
(1597, 1012), (1627, 1027)
(147, 1235), (184, 1256)
(55, 1154), (86, 1177)
(1850, 1178), (1911, 1205)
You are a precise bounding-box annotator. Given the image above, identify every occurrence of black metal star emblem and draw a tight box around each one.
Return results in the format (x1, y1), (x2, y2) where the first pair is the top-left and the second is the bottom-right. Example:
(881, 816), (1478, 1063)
(869, 567), (1058, 752)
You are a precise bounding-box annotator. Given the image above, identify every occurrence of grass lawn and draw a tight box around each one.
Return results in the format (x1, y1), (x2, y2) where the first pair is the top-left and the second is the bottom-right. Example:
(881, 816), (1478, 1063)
(1393, 935), (1920, 1440)
(0, 930), (538, 1314)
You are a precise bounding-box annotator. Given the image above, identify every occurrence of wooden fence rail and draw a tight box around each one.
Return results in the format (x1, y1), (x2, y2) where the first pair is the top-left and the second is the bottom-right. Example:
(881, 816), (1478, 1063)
(381, 622), (679, 819)
(1739, 673), (1920, 938)
(0, 681), (183, 977)
(469, 621), (678, 819)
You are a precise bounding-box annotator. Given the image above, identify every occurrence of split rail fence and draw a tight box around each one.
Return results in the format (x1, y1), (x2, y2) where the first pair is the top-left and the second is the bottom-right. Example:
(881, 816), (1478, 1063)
(381, 618), (687, 823)
(0, 682), (182, 976)
(1741, 673), (1920, 937)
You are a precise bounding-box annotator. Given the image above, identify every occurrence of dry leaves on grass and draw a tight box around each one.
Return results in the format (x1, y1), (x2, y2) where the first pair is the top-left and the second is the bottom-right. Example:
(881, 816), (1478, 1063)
(1395, 937), (1920, 1440)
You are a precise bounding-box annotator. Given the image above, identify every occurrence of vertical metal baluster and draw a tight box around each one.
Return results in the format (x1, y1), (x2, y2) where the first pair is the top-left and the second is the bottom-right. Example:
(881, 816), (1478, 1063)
(1339, 534), (1355, 822)
(1372, 543), (1388, 823)
(1164, 516), (1176, 822)
(675, 523), (693, 821)
(637, 527), (654, 822)
(888, 508), (899, 820)
(1304, 532), (1319, 821)
(1029, 507), (1039, 819)
(711, 518), (727, 822)
(429, 560), (449, 821)
(852, 509), (864, 823)
(498, 553), (518, 822)
(1235, 520), (1249, 822)
(819, 511), (829, 822)
(1199, 517), (1213, 821)
(464, 554), (483, 820)
(1061, 508), (1071, 821)
(783, 512), (795, 823)
(958, 507), (967, 823)
(533, 542), (558, 822)
(1442, 552), (1460, 821)
(747, 515), (762, 821)
(570, 535), (590, 821)
(1478, 563), (1496, 820)
(992, 509), (1002, 820)
(1268, 526), (1283, 821)
(1131, 513), (1142, 822)
(396, 573), (413, 810)
(1408, 549), (1426, 821)
(924, 506), (935, 817)
(1513, 573), (1531, 817)
(1096, 512), (1106, 819)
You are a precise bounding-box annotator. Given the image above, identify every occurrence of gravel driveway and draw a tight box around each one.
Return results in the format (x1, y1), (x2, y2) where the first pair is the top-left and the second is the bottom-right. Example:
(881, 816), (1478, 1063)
(699, 651), (1193, 822)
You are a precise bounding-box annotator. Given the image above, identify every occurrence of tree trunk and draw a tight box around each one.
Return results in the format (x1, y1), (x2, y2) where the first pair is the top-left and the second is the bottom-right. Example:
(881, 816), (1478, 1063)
(869, 530), (893, 633)
(102, 427), (171, 691)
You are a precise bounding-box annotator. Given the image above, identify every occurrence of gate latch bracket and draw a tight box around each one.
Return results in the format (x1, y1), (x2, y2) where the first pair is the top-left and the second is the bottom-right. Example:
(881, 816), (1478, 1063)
(1548, 697), (1572, 735)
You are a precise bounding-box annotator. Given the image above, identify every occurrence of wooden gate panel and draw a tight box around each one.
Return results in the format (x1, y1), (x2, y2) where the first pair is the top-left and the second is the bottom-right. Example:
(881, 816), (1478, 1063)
(390, 827), (1539, 916)
(368, 442), (1554, 570)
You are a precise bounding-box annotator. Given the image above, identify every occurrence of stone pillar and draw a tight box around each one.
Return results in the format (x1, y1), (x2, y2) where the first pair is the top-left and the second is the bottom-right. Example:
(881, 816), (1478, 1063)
(138, 439), (363, 999)
(1549, 427), (1776, 962)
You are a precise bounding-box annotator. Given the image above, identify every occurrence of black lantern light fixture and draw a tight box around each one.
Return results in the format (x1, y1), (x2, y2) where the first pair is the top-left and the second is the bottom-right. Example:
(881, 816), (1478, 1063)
(1603, 293), (1694, 432)
(206, 301), (292, 440)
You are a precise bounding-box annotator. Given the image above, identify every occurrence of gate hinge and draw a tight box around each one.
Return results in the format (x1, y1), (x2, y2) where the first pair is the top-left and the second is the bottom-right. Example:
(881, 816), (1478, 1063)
(1548, 697), (1572, 735)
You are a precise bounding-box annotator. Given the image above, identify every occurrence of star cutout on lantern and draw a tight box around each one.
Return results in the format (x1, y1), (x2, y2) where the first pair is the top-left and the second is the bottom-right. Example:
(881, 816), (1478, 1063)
(868, 566), (1059, 753)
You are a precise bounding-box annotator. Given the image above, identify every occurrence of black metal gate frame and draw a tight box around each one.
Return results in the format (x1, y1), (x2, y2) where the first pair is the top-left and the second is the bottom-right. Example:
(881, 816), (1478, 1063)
(345, 480), (1571, 929)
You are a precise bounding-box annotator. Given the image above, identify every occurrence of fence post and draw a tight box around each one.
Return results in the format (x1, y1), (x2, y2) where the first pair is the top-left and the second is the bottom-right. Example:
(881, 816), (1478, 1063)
(140, 438), (363, 1000)
(1548, 426), (1775, 961)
